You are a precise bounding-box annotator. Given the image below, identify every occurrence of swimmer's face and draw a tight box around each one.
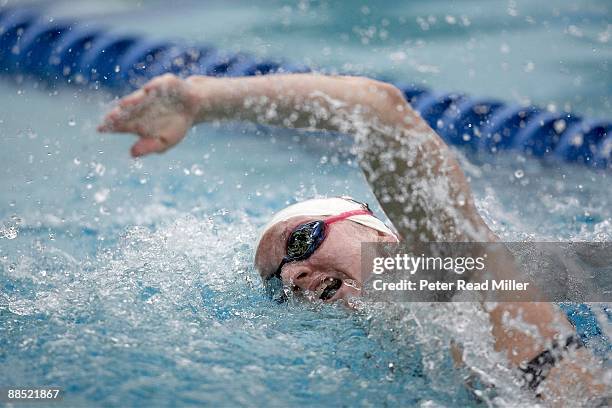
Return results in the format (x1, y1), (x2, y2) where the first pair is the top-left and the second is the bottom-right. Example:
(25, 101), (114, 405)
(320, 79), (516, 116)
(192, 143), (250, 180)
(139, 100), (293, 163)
(255, 216), (397, 303)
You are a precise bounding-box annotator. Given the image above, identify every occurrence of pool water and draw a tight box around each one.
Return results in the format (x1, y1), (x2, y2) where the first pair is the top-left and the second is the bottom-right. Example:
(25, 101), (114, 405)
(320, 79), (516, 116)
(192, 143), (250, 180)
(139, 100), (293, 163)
(1, 0), (610, 406)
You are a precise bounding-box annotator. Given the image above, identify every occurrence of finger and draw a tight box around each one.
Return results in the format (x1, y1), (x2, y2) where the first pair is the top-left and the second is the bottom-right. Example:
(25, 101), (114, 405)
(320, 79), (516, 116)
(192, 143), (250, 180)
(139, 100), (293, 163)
(98, 107), (123, 132)
(99, 104), (146, 134)
(98, 118), (117, 132)
(98, 120), (136, 134)
(130, 137), (169, 157)
(118, 89), (147, 108)
(98, 113), (134, 134)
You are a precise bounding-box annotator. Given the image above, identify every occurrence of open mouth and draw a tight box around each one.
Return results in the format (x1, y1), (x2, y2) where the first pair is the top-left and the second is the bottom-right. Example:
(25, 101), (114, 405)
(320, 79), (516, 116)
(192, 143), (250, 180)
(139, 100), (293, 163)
(319, 277), (342, 301)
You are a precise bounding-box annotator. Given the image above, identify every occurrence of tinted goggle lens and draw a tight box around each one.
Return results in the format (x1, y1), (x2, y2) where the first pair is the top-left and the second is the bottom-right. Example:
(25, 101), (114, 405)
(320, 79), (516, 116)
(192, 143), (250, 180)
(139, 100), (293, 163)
(285, 221), (324, 260)
(265, 220), (325, 301)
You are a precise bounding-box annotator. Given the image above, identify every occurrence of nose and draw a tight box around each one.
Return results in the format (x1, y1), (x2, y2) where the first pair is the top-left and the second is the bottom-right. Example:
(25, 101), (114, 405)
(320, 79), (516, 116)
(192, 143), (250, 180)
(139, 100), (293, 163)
(281, 264), (314, 289)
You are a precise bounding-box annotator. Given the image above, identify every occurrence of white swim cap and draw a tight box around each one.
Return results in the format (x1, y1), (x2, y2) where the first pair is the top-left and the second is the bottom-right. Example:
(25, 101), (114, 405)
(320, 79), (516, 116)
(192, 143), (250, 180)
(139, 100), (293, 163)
(258, 196), (398, 245)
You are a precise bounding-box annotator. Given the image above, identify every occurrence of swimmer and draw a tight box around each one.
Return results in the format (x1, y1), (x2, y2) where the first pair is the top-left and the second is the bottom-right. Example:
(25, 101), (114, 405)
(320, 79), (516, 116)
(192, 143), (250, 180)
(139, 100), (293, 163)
(99, 73), (605, 402)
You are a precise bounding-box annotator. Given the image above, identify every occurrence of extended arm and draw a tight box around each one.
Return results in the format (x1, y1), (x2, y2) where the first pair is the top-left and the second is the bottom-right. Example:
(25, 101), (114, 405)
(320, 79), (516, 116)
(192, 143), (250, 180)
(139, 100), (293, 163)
(100, 73), (491, 243)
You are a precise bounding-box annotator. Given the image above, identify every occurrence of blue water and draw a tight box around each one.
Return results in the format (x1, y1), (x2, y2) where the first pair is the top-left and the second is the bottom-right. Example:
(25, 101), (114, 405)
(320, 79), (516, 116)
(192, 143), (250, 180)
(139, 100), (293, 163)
(1, 1), (611, 406)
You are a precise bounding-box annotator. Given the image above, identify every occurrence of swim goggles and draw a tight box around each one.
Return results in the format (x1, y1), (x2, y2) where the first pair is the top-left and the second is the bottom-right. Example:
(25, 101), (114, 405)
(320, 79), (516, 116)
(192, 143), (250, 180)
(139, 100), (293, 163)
(266, 199), (372, 302)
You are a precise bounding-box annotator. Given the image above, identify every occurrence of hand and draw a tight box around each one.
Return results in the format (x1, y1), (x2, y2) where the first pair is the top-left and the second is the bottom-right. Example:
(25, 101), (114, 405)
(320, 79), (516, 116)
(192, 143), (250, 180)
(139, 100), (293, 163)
(98, 74), (198, 157)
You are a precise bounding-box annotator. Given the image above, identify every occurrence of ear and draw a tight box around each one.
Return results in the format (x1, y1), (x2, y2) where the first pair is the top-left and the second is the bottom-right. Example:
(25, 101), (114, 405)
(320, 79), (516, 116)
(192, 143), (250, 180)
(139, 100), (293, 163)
(254, 229), (279, 280)
(254, 242), (268, 278)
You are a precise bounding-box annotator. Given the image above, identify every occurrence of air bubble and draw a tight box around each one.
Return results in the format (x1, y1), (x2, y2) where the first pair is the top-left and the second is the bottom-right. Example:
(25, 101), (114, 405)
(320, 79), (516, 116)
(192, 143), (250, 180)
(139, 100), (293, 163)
(514, 169), (524, 179)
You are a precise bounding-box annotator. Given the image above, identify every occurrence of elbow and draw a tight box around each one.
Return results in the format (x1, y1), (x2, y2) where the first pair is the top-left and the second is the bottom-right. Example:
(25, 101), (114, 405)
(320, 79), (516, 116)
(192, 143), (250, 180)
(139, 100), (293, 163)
(375, 80), (408, 108)
(354, 77), (409, 113)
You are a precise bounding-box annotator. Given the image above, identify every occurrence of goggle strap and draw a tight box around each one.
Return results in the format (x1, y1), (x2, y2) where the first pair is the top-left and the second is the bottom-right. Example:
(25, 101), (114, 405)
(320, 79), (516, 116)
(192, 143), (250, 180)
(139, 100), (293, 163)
(324, 209), (372, 225)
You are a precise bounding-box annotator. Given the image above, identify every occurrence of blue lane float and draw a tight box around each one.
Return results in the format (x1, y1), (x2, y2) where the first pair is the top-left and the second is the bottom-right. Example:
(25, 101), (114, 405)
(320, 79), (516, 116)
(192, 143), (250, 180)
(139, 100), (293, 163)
(0, 6), (610, 169)
(478, 105), (540, 152)
(47, 25), (104, 81)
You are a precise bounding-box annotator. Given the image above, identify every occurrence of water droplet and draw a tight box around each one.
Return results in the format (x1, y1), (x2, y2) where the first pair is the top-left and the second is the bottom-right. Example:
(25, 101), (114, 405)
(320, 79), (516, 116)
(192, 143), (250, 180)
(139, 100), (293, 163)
(553, 119), (566, 134)
(93, 162), (106, 176)
(570, 133), (583, 146)
(191, 164), (204, 176)
(3, 226), (18, 240)
(94, 188), (110, 203)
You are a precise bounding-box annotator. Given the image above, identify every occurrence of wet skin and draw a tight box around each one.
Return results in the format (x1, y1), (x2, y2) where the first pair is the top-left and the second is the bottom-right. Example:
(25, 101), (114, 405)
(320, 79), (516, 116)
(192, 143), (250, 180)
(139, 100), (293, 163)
(255, 215), (398, 303)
